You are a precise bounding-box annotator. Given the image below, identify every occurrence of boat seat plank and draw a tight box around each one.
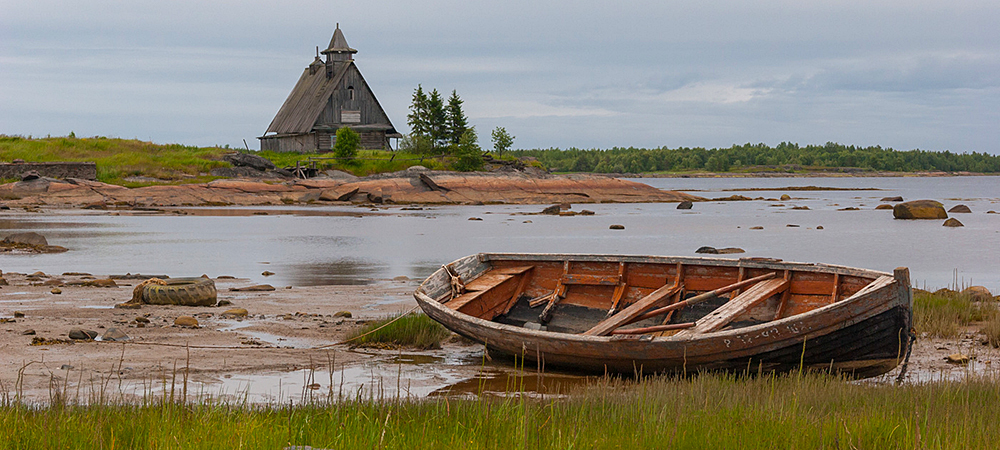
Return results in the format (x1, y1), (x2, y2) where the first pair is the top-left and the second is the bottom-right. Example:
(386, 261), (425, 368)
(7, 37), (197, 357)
(464, 273), (515, 292)
(447, 274), (513, 311)
(561, 273), (621, 285)
(676, 278), (790, 336)
(494, 266), (535, 276)
(582, 283), (683, 336)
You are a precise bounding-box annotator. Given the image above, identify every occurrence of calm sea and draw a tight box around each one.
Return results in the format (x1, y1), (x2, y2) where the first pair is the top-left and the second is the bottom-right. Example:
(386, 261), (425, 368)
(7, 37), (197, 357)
(1, 176), (997, 291)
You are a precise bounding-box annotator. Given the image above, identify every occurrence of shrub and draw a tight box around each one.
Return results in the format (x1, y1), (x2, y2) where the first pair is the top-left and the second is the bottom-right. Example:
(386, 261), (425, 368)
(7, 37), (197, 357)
(333, 127), (360, 160)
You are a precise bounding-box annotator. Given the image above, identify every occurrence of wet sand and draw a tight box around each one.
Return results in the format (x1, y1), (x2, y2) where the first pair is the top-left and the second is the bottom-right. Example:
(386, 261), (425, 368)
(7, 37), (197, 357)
(1, 272), (996, 403)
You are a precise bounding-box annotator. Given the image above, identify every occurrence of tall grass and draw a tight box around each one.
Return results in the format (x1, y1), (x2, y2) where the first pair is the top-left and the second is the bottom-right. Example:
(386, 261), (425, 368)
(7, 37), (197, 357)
(0, 135), (231, 185)
(347, 313), (452, 349)
(913, 289), (998, 338)
(6, 372), (1000, 449)
(0, 135), (448, 186)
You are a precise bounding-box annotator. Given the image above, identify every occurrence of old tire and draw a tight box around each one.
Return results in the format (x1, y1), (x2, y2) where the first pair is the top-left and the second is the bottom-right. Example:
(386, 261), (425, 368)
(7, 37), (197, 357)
(143, 277), (217, 306)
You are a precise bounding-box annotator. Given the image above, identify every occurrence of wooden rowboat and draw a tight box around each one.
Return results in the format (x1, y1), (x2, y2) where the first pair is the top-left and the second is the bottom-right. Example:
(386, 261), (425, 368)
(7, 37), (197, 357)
(414, 253), (913, 378)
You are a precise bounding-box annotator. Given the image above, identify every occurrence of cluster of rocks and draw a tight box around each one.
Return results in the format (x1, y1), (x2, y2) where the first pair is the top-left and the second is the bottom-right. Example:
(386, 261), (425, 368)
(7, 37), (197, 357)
(891, 199), (977, 227)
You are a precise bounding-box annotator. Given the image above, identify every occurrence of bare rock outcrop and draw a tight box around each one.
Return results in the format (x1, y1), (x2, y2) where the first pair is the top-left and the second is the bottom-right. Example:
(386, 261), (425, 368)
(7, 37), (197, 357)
(893, 200), (948, 220)
(0, 171), (701, 207)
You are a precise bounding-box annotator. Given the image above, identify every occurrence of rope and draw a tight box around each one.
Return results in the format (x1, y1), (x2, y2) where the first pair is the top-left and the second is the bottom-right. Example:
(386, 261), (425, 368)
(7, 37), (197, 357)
(894, 328), (918, 385)
(116, 277), (166, 308)
(92, 306), (422, 351)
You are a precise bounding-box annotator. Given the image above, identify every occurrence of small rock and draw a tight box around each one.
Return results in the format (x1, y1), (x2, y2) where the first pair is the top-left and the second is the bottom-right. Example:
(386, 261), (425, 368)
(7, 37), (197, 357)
(333, 311), (352, 318)
(43, 278), (65, 286)
(716, 247), (746, 254)
(134, 317), (150, 324)
(838, 207), (860, 211)
(468, 217), (483, 221)
(230, 284), (276, 292)
(217, 299), (233, 306)
(579, 210), (595, 215)
(81, 279), (117, 288)
(946, 353), (971, 365)
(987, 210), (997, 214)
(780, 194), (791, 201)
(609, 224), (625, 230)
(786, 224), (800, 228)
(816, 225), (824, 229)
(51, 288), (62, 294)
(962, 286), (993, 302)
(790, 206), (810, 210)
(220, 308), (249, 319)
(948, 204), (972, 213)
(13, 311), (24, 318)
(217, 275), (236, 279)
(695, 246), (718, 254)
(942, 218), (964, 227)
(59, 364), (74, 371)
(0, 277), (7, 286)
(30, 271), (47, 278)
(68, 329), (98, 340)
(880, 196), (904, 202)
(3, 232), (48, 248)
(261, 271), (275, 277)
(101, 328), (129, 342)
(522, 220), (532, 223)
(22, 329), (35, 336)
(676, 201), (693, 210)
(540, 205), (561, 215)
(875, 204), (894, 210)
(749, 226), (764, 230)
(174, 316), (199, 328)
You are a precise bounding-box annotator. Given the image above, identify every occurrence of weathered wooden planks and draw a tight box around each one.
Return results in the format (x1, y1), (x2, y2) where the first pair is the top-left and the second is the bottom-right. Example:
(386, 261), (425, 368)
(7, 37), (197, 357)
(676, 278), (791, 336)
(583, 283), (683, 336)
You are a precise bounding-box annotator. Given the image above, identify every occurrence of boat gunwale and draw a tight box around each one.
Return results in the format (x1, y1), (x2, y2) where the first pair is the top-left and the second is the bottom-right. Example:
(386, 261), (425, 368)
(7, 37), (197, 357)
(414, 253), (901, 346)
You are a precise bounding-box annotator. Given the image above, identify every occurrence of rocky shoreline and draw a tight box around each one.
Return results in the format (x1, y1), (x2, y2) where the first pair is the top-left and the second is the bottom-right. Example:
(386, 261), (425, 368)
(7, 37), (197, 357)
(0, 169), (699, 208)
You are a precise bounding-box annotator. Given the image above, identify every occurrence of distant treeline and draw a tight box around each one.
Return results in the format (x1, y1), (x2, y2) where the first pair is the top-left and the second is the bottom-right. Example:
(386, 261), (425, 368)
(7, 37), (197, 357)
(509, 142), (1000, 174)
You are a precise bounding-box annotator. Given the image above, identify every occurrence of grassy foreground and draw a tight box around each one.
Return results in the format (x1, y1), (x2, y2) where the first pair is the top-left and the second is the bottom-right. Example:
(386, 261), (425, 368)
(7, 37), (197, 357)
(3, 372), (1000, 449)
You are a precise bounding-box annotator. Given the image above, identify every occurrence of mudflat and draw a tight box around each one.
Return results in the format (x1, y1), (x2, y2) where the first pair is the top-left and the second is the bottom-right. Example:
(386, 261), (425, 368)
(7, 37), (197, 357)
(2, 271), (996, 403)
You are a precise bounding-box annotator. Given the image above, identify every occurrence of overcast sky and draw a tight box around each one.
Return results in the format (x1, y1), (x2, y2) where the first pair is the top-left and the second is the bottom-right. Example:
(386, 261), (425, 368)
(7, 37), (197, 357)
(2, 0), (998, 153)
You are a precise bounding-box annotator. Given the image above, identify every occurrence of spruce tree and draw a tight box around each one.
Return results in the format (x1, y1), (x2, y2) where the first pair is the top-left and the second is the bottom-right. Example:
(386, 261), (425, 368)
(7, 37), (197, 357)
(406, 85), (430, 138)
(445, 90), (468, 145)
(427, 89), (448, 148)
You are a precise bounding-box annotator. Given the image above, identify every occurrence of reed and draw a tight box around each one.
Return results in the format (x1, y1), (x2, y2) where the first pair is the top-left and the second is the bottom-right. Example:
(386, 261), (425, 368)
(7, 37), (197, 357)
(347, 313), (452, 350)
(913, 289), (997, 338)
(5, 371), (1000, 449)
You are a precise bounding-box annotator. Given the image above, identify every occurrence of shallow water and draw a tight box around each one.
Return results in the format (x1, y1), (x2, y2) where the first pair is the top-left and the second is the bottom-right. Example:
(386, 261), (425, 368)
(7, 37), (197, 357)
(0, 176), (997, 291)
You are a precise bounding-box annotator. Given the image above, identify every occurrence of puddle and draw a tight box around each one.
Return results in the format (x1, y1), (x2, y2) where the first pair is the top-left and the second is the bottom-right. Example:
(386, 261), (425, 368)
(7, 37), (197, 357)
(200, 358), (472, 403)
(0, 296), (44, 303)
(429, 370), (595, 399)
